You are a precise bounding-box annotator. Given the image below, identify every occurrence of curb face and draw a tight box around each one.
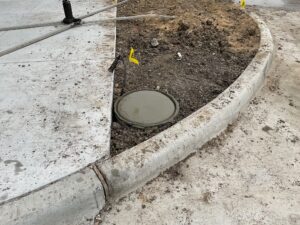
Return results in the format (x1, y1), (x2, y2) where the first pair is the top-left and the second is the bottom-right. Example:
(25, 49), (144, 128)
(98, 13), (274, 200)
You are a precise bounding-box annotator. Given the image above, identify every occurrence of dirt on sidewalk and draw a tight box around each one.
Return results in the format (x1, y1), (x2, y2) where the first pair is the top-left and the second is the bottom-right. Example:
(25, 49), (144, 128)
(111, 0), (260, 155)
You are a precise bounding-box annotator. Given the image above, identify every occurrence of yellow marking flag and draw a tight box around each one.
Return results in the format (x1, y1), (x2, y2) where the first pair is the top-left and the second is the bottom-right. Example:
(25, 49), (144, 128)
(240, 0), (246, 9)
(129, 47), (139, 65)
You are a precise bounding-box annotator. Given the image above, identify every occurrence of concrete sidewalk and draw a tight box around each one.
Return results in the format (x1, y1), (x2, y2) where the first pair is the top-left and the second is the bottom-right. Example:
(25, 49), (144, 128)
(97, 6), (300, 225)
(234, 0), (300, 10)
(0, 0), (115, 207)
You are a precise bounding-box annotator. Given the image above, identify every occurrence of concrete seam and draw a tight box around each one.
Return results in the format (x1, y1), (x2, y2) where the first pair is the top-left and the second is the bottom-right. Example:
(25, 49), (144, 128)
(91, 164), (110, 200)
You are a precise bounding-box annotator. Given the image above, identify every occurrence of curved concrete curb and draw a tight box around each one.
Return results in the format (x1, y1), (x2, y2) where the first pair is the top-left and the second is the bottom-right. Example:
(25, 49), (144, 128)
(0, 13), (274, 225)
(98, 13), (274, 200)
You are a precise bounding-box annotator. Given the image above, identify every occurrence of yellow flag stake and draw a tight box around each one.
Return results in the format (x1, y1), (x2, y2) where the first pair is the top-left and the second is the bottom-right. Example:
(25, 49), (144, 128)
(129, 47), (139, 65)
(240, 0), (246, 9)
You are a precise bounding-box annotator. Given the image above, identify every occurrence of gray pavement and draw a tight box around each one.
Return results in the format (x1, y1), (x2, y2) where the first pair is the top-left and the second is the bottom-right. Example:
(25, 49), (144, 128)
(97, 5), (300, 225)
(0, 0), (115, 204)
(234, 0), (300, 10)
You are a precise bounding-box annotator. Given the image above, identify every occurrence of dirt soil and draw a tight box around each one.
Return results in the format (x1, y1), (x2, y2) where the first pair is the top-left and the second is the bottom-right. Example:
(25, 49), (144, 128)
(111, 0), (260, 155)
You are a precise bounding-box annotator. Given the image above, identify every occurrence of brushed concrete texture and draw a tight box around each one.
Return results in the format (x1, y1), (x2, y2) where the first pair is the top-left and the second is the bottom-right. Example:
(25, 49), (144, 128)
(0, 0), (116, 204)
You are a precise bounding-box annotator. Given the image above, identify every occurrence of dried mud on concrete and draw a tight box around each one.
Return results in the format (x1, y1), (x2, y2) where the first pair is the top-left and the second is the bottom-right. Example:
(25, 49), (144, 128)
(111, 0), (260, 155)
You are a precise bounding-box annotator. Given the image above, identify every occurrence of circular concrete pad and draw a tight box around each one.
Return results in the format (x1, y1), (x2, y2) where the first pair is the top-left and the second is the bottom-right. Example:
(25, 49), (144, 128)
(114, 90), (179, 128)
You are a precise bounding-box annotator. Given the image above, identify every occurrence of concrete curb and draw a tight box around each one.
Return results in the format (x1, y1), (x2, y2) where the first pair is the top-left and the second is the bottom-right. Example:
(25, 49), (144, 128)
(0, 167), (106, 225)
(0, 168), (105, 225)
(0, 13), (274, 225)
(98, 13), (274, 200)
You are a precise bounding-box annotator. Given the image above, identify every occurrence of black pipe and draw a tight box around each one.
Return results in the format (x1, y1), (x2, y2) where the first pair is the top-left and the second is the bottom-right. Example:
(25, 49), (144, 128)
(62, 0), (80, 24)
(108, 55), (127, 96)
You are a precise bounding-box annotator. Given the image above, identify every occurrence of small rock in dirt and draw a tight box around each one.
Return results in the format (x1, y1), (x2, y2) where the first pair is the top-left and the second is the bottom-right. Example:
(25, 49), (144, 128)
(112, 122), (121, 129)
(150, 38), (159, 48)
(177, 52), (182, 61)
(206, 19), (213, 26)
(115, 87), (122, 95)
(159, 45), (170, 51)
(247, 28), (256, 36)
(177, 21), (190, 32)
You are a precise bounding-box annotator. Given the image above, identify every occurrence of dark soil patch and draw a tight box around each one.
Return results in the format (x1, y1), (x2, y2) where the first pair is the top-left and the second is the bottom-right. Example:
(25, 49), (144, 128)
(111, 0), (260, 155)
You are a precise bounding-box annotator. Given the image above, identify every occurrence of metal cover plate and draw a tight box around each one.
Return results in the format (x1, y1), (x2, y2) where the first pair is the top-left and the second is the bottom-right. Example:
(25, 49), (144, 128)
(114, 90), (179, 128)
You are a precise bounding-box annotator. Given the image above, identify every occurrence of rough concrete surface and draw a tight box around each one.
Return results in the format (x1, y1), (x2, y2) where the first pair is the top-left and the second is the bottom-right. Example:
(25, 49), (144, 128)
(98, 7), (300, 225)
(0, 0), (116, 203)
(0, 167), (106, 225)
